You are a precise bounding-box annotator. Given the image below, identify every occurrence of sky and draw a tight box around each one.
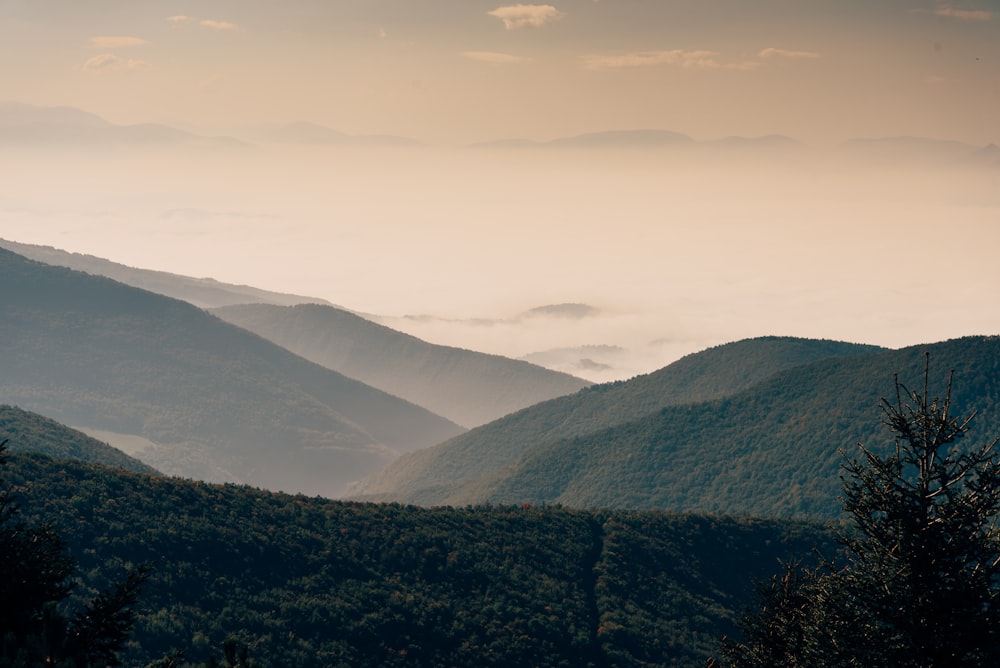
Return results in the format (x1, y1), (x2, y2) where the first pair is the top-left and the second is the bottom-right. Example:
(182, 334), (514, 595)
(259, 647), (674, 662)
(1, 0), (998, 145)
(0, 0), (999, 381)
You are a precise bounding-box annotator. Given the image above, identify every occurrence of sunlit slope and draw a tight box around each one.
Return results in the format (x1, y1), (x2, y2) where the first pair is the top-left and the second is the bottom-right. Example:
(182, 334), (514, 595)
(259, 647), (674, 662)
(352, 336), (882, 503)
(213, 303), (590, 428)
(0, 404), (157, 474)
(445, 337), (1000, 516)
(0, 248), (463, 496)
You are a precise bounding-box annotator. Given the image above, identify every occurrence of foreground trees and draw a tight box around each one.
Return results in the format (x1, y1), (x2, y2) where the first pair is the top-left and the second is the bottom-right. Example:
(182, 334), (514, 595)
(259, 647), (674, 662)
(723, 355), (1000, 666)
(0, 440), (148, 667)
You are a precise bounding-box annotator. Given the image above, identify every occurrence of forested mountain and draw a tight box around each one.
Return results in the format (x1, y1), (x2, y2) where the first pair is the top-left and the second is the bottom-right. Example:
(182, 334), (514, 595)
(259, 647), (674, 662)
(0, 239), (333, 309)
(0, 404), (156, 474)
(365, 337), (1000, 517)
(212, 303), (590, 428)
(352, 337), (882, 504)
(6, 451), (835, 667)
(0, 248), (463, 497)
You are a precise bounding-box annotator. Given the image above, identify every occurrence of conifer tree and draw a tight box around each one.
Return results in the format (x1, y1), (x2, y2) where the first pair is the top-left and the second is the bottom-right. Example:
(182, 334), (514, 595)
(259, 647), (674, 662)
(0, 440), (149, 667)
(721, 355), (1000, 666)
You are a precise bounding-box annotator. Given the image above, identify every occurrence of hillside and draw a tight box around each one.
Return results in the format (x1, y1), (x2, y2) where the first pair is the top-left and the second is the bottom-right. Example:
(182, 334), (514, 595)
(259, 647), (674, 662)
(0, 239), (333, 309)
(6, 452), (835, 667)
(0, 248), (463, 497)
(212, 303), (590, 428)
(424, 337), (1000, 517)
(352, 337), (882, 503)
(0, 405), (156, 474)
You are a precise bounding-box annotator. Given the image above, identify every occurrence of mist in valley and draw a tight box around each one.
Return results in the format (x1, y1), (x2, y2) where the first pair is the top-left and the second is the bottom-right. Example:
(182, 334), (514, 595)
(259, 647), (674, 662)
(2, 134), (997, 381)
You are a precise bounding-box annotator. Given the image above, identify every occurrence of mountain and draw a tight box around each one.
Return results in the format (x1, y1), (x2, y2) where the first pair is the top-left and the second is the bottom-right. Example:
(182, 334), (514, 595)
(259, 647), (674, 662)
(0, 405), (156, 474)
(212, 303), (590, 428)
(383, 337), (1000, 517)
(0, 248), (463, 497)
(0, 101), (246, 149)
(255, 121), (420, 146)
(0, 239), (335, 309)
(5, 451), (835, 666)
(351, 336), (883, 504)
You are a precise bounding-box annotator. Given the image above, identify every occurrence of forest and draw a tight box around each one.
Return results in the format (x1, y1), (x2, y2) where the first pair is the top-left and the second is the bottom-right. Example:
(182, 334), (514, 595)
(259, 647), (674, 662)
(3, 450), (834, 667)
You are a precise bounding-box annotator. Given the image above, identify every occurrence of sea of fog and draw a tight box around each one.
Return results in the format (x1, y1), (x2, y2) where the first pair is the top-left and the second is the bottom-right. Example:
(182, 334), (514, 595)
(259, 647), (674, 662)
(2, 143), (998, 381)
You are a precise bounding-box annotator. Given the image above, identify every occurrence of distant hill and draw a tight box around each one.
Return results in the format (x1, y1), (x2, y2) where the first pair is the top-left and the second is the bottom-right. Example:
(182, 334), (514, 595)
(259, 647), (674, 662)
(0, 248), (463, 497)
(379, 337), (1000, 517)
(0, 405), (156, 474)
(0, 239), (334, 309)
(6, 452), (836, 667)
(212, 303), (590, 428)
(352, 337), (883, 504)
(0, 101), (245, 149)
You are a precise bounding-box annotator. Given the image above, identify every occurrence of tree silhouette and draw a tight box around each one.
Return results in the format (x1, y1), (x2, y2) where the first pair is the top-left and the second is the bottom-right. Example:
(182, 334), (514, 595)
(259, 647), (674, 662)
(722, 354), (1000, 666)
(0, 440), (148, 667)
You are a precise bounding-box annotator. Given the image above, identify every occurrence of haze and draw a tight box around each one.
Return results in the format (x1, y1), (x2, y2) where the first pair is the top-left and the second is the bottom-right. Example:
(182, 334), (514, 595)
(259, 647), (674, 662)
(1, 0), (998, 381)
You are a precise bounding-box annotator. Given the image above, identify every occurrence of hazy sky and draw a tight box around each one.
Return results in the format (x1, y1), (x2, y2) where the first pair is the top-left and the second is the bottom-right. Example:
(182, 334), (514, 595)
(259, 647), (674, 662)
(1, 0), (999, 381)
(1, 0), (998, 144)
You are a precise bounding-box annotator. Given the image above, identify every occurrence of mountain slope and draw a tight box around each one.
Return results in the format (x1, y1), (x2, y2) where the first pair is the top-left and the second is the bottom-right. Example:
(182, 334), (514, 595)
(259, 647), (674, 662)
(0, 405), (156, 474)
(212, 303), (590, 428)
(6, 452), (835, 667)
(0, 248), (463, 497)
(352, 337), (882, 503)
(0, 239), (333, 309)
(445, 337), (1000, 516)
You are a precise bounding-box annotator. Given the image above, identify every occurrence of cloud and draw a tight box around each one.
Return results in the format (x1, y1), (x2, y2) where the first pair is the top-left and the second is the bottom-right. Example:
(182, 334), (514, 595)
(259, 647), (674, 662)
(932, 3), (992, 21)
(167, 15), (190, 23)
(81, 53), (149, 72)
(200, 19), (242, 31)
(584, 50), (759, 71)
(89, 36), (149, 49)
(488, 5), (564, 29)
(758, 47), (821, 60)
(463, 51), (527, 64)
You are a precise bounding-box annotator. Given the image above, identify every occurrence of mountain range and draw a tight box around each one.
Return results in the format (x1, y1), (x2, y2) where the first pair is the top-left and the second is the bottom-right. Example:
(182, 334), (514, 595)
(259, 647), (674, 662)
(0, 239), (591, 428)
(353, 336), (1000, 517)
(0, 239), (335, 309)
(0, 101), (246, 149)
(212, 303), (589, 428)
(4, 102), (997, 169)
(0, 247), (464, 496)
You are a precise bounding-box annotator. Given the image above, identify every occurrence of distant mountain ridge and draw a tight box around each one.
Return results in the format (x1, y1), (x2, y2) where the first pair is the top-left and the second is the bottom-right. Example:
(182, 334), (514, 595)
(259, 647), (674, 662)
(212, 303), (590, 428)
(0, 101), (245, 149)
(0, 248), (463, 497)
(357, 336), (1000, 518)
(0, 239), (335, 309)
(352, 336), (883, 503)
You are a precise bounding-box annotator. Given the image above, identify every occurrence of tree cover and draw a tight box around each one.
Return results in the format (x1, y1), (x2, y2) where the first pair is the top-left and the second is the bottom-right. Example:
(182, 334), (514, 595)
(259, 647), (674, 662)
(4, 451), (834, 667)
(361, 337), (1000, 517)
(355, 336), (881, 503)
(0, 405), (156, 475)
(721, 355), (1000, 665)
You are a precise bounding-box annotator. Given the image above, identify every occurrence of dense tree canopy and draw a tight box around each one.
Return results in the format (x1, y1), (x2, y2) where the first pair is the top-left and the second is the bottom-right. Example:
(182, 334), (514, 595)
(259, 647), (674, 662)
(722, 356), (1000, 666)
(0, 440), (148, 667)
